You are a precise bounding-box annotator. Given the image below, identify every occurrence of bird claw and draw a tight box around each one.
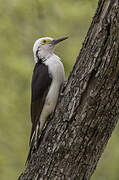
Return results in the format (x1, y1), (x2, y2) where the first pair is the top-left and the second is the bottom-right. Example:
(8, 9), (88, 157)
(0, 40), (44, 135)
(60, 80), (67, 96)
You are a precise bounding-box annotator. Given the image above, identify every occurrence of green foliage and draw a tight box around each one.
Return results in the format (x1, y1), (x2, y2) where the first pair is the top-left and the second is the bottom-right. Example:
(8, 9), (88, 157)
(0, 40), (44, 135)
(1, 0), (119, 179)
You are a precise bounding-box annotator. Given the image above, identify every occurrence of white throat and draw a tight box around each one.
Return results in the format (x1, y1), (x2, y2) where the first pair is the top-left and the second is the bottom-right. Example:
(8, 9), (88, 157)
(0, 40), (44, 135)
(37, 48), (53, 61)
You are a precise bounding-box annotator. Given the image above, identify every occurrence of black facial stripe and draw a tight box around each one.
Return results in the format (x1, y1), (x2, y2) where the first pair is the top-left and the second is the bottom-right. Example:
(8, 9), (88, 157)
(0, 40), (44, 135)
(36, 49), (42, 63)
(36, 50), (39, 59)
(36, 49), (47, 63)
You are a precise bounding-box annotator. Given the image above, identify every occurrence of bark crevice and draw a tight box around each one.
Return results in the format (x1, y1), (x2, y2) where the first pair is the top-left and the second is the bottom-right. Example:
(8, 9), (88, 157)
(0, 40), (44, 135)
(19, 0), (119, 179)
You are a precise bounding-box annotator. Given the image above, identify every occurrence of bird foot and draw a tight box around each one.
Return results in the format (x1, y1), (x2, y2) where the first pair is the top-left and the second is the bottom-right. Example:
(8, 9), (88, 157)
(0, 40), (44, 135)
(60, 80), (67, 96)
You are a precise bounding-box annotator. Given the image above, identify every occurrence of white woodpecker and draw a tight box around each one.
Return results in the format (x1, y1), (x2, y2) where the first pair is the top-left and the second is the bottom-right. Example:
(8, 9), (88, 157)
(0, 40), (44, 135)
(27, 36), (68, 162)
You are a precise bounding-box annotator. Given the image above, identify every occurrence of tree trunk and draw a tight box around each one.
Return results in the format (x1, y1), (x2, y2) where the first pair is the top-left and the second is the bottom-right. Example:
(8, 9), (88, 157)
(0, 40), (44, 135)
(19, 0), (119, 179)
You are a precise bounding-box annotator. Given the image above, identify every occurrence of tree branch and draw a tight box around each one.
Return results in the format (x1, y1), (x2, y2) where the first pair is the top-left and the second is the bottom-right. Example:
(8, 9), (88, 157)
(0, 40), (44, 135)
(19, 0), (119, 179)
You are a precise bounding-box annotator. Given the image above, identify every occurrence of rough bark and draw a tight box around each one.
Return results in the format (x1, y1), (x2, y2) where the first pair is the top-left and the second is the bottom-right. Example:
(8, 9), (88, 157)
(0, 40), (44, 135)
(19, 0), (119, 179)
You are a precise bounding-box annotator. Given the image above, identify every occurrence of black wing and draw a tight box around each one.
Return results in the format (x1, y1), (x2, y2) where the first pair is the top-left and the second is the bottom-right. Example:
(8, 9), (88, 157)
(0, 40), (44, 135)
(30, 62), (52, 144)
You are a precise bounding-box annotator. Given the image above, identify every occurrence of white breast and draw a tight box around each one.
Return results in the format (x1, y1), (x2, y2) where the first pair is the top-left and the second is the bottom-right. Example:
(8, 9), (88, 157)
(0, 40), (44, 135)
(45, 54), (65, 83)
(39, 53), (65, 131)
(45, 54), (65, 107)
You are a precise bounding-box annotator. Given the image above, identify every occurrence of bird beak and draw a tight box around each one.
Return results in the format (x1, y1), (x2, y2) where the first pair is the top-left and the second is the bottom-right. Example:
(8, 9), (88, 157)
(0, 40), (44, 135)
(51, 36), (68, 45)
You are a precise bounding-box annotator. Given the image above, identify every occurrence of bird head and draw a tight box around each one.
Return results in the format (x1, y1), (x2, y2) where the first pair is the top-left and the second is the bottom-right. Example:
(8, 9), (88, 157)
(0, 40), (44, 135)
(33, 36), (68, 63)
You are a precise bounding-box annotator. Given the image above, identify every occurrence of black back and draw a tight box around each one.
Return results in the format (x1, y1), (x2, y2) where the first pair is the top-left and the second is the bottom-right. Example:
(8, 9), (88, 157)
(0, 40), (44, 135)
(30, 61), (52, 143)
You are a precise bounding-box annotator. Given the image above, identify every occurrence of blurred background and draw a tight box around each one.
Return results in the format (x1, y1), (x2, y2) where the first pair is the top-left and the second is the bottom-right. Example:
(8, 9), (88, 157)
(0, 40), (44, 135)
(0, 0), (119, 179)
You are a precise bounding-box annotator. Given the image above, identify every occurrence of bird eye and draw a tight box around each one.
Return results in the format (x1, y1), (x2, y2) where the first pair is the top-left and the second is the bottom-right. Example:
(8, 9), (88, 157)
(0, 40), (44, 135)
(41, 39), (51, 45)
(41, 39), (48, 45)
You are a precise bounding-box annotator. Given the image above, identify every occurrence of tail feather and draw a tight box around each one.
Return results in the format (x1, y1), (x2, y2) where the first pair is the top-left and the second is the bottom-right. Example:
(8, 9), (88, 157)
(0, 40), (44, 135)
(26, 124), (41, 165)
